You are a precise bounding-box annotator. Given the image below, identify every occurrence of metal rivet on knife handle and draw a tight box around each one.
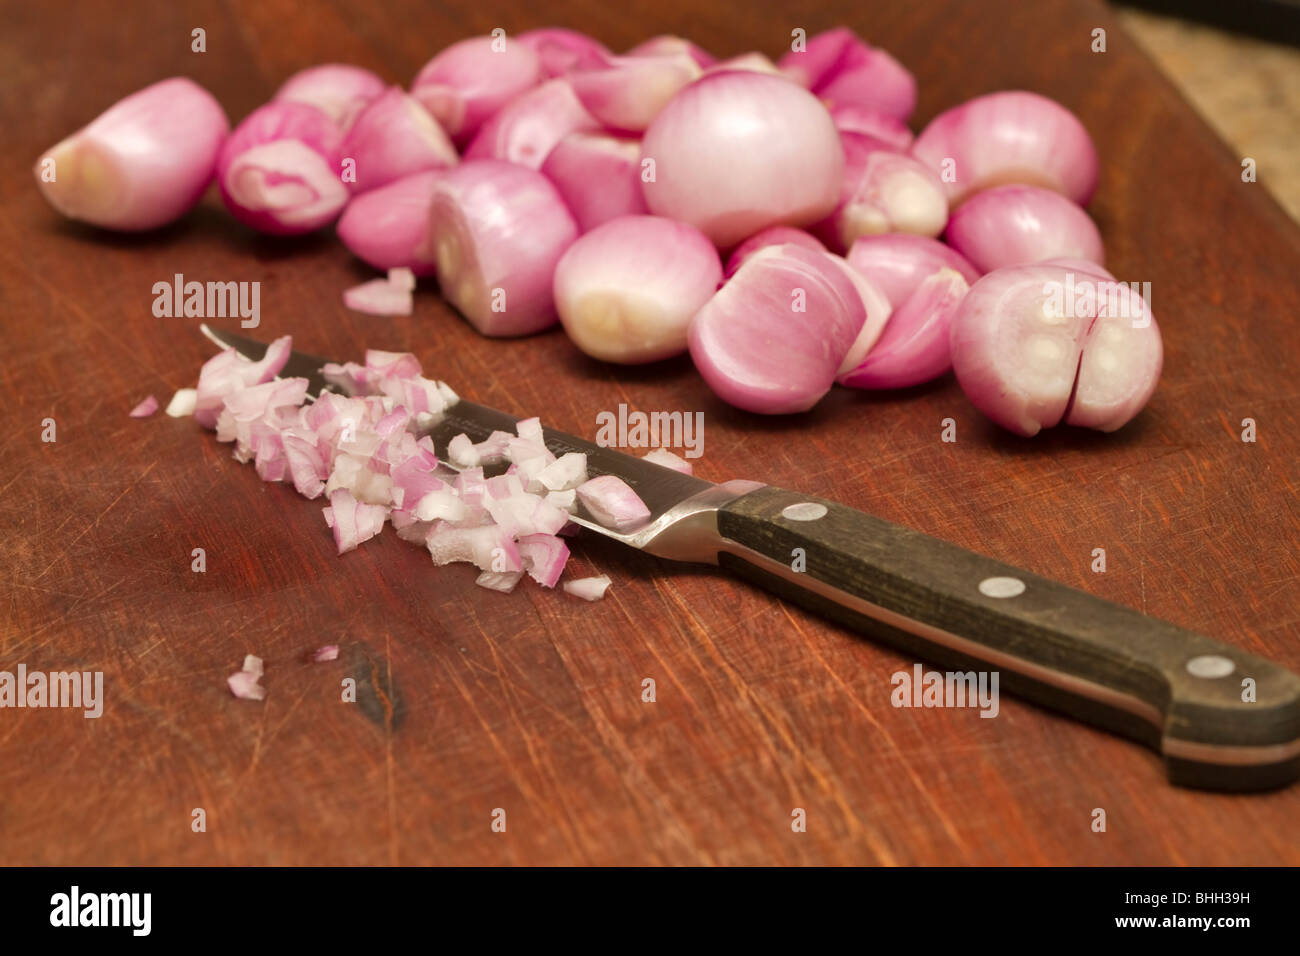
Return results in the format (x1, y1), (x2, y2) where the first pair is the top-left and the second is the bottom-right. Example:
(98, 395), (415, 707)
(781, 502), (828, 521)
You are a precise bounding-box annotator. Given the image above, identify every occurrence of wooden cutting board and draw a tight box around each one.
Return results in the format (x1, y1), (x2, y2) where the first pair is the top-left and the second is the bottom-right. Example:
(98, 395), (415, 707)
(2, 0), (1298, 865)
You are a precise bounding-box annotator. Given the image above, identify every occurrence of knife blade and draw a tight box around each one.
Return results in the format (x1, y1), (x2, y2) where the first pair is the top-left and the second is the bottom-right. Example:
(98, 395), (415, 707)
(200, 324), (1300, 791)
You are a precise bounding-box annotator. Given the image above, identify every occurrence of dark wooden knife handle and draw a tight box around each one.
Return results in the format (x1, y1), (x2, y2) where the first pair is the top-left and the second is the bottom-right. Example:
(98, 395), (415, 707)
(715, 486), (1300, 791)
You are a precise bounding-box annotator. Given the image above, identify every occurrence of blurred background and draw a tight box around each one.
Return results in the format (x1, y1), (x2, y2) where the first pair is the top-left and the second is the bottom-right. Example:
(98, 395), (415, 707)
(1117, 1), (1299, 220)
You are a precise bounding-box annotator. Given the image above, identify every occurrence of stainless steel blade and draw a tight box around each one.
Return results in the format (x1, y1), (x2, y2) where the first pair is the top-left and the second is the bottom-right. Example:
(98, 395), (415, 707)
(199, 325), (759, 560)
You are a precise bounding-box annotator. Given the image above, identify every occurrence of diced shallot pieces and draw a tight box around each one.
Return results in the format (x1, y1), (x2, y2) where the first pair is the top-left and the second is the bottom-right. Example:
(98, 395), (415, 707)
(576, 475), (651, 532)
(312, 645), (340, 663)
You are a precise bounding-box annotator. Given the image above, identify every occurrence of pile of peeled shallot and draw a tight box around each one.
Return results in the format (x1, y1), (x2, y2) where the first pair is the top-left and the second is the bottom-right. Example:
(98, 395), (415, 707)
(37, 27), (1160, 436)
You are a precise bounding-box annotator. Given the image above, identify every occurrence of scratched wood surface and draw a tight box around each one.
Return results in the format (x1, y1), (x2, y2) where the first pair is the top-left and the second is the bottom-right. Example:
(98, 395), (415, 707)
(2, 0), (1298, 865)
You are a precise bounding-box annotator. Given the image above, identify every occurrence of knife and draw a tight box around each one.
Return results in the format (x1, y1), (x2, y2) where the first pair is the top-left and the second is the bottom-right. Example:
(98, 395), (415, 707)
(201, 325), (1300, 792)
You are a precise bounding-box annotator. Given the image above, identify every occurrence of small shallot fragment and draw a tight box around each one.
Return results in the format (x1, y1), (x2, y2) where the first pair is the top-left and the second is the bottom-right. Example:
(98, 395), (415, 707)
(517, 28), (611, 76)
(517, 533), (570, 587)
(274, 64), (385, 133)
(476, 570), (524, 593)
(553, 215), (722, 364)
(846, 234), (980, 308)
(35, 77), (230, 231)
(463, 78), (600, 170)
(949, 264), (1161, 435)
(838, 268), (969, 390)
(705, 53), (782, 76)
(217, 101), (348, 235)
(911, 91), (1099, 206)
(689, 244), (866, 414)
(336, 170), (443, 275)
(627, 35), (717, 68)
(576, 475), (651, 531)
(411, 36), (543, 144)
(541, 132), (648, 232)
(323, 488), (388, 552)
(343, 276), (413, 316)
(341, 86), (457, 193)
(641, 72), (843, 247)
(312, 645), (340, 662)
(227, 654), (265, 701)
(814, 135), (948, 251)
(725, 227), (826, 279)
(563, 575), (612, 601)
(569, 52), (701, 132)
(778, 28), (917, 121)
(643, 448), (692, 474)
(943, 185), (1104, 273)
(129, 395), (159, 418)
(429, 160), (578, 336)
(166, 388), (197, 417)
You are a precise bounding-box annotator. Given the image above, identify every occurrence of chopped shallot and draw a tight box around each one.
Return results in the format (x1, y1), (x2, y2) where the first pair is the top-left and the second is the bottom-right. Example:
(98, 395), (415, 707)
(312, 645), (340, 662)
(642, 448), (692, 474)
(576, 475), (651, 531)
(166, 388), (197, 417)
(129, 395), (159, 418)
(228, 654), (265, 700)
(563, 575), (611, 601)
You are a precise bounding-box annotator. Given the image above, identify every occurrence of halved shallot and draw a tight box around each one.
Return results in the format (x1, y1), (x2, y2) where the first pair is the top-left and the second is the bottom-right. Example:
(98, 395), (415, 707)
(553, 215), (722, 364)
(689, 244), (867, 413)
(429, 160), (579, 336)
